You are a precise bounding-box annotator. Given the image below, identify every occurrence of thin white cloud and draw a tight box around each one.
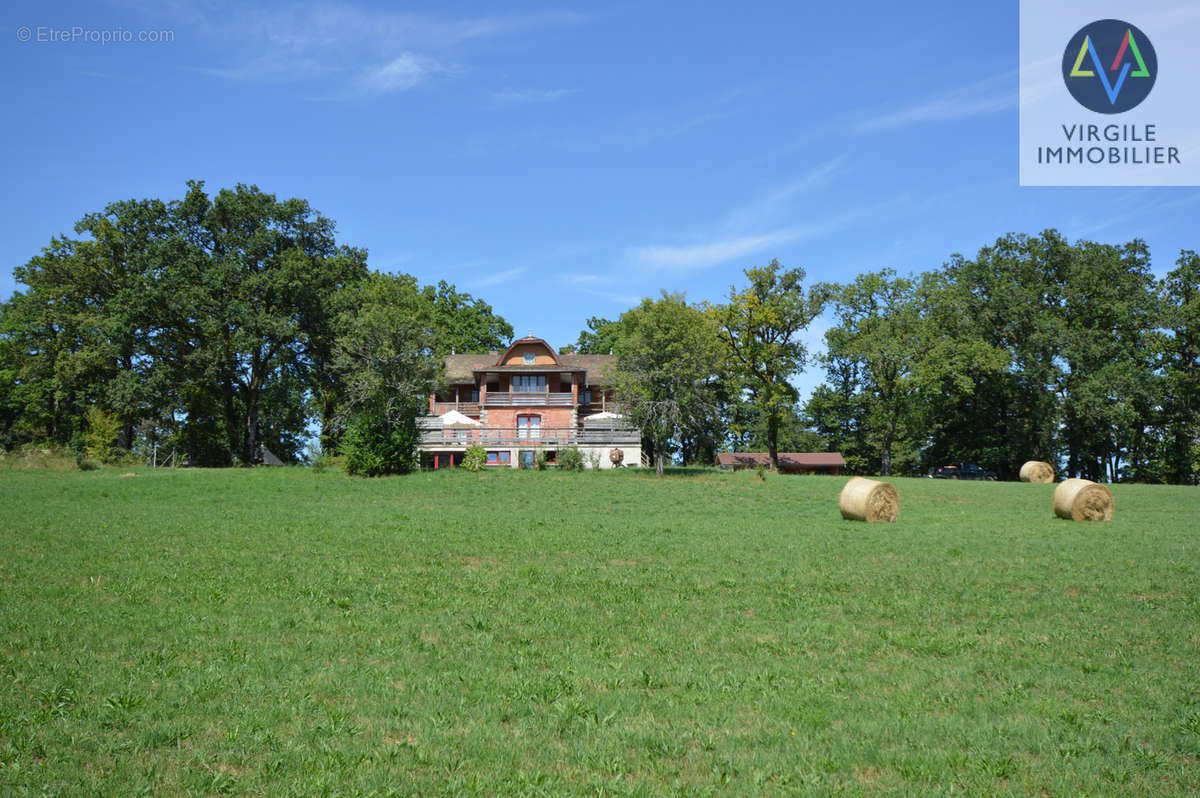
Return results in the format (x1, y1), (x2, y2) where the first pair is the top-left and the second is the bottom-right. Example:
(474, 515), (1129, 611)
(580, 288), (644, 306)
(1072, 192), (1200, 239)
(627, 158), (851, 273)
(493, 88), (577, 105)
(355, 53), (446, 95)
(856, 70), (1017, 133)
(559, 273), (602, 286)
(188, 3), (586, 94)
(722, 157), (845, 231)
(630, 231), (801, 272)
(627, 197), (912, 274)
(474, 267), (527, 287)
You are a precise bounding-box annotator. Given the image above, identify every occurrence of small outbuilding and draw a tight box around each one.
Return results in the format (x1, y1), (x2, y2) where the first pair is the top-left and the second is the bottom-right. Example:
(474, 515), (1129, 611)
(717, 452), (846, 475)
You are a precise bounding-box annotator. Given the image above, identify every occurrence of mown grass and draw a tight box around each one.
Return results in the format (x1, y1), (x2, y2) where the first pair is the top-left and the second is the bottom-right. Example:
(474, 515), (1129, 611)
(1, 466), (1198, 796)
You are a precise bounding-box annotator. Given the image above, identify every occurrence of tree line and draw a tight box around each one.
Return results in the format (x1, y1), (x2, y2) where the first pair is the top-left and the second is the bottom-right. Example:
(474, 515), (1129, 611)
(3, 185), (1196, 483)
(0, 182), (511, 471)
(578, 233), (1199, 484)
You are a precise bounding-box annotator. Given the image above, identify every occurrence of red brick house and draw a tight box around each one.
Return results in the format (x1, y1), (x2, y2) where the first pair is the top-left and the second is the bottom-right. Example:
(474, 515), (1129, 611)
(417, 336), (641, 469)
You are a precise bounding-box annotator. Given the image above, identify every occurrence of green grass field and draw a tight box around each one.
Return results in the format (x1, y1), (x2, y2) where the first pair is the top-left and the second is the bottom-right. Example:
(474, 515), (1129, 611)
(1, 466), (1198, 796)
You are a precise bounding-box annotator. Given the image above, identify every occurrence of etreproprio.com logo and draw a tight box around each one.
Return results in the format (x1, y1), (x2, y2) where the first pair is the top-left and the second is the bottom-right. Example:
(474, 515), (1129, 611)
(1062, 19), (1157, 114)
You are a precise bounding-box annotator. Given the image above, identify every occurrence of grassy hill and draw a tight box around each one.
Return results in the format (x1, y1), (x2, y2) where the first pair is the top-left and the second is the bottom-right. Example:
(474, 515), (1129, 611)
(2, 466), (1198, 795)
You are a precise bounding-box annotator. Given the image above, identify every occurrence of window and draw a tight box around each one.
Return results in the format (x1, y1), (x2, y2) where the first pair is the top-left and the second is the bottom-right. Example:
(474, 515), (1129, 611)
(523, 351), (536, 364)
(512, 375), (546, 392)
(517, 415), (541, 439)
(486, 451), (511, 465)
(582, 389), (591, 404)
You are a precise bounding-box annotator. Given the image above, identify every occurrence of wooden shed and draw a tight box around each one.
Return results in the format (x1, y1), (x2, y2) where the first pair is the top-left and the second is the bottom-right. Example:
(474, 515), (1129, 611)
(717, 452), (845, 475)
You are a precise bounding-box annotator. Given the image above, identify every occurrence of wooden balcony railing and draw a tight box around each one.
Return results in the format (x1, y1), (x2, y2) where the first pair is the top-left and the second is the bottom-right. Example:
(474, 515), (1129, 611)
(483, 392), (575, 407)
(417, 422), (640, 448)
(432, 402), (481, 416)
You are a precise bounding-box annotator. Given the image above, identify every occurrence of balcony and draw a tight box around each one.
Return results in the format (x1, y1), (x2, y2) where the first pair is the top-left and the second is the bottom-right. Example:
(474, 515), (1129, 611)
(482, 392), (575, 407)
(417, 420), (640, 448)
(432, 402), (481, 416)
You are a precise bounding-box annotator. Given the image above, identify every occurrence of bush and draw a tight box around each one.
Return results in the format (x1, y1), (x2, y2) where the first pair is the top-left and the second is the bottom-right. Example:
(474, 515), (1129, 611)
(83, 407), (123, 464)
(462, 445), (487, 472)
(306, 442), (343, 473)
(77, 457), (101, 471)
(535, 450), (549, 470)
(558, 446), (584, 471)
(0, 443), (78, 471)
(342, 413), (418, 477)
(584, 450), (602, 470)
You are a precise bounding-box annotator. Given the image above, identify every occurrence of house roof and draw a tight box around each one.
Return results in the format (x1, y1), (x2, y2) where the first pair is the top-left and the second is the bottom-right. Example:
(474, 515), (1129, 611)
(443, 351), (617, 385)
(443, 354), (496, 383)
(560, 354), (616, 384)
(498, 336), (562, 366)
(716, 452), (846, 468)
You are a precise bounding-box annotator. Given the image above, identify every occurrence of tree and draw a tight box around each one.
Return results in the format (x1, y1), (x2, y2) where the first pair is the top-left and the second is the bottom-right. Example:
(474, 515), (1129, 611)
(612, 293), (722, 475)
(1161, 251), (1200, 484)
(164, 181), (369, 464)
(816, 271), (927, 476)
(570, 316), (623, 355)
(710, 260), (826, 472)
(928, 233), (1070, 478)
(806, 356), (873, 473)
(2, 182), (370, 464)
(419, 281), (513, 356)
(1058, 239), (1160, 481)
(333, 273), (439, 475)
(6, 197), (177, 449)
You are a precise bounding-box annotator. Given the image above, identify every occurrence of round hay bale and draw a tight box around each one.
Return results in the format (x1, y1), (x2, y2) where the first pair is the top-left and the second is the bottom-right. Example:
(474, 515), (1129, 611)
(1053, 478), (1114, 521)
(1019, 460), (1055, 483)
(838, 477), (899, 523)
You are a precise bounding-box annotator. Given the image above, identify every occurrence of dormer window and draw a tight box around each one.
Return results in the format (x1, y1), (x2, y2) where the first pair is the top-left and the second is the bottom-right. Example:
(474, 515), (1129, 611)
(523, 351), (536, 364)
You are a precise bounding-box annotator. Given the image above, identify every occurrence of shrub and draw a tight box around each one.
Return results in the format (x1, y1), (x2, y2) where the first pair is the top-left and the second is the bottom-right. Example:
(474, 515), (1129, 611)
(77, 457), (101, 471)
(342, 413), (418, 477)
(558, 446), (584, 471)
(306, 442), (342, 473)
(584, 450), (602, 471)
(535, 450), (549, 470)
(1, 443), (78, 471)
(83, 407), (123, 464)
(462, 445), (487, 472)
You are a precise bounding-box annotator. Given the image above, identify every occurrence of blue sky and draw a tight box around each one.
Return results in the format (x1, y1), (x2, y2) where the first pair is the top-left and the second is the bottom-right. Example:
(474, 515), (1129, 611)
(4, 1), (1199, 399)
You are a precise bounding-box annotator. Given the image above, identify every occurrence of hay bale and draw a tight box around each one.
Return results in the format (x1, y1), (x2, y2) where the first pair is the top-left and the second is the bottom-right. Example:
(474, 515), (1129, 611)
(1053, 478), (1114, 521)
(1019, 460), (1055, 483)
(838, 477), (899, 523)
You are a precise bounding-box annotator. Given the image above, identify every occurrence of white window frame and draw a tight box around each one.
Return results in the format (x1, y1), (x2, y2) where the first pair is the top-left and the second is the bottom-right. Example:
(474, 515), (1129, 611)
(517, 415), (541, 440)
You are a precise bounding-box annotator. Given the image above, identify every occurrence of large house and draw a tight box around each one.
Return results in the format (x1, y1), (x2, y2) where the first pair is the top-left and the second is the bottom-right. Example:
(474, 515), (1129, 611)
(417, 336), (641, 469)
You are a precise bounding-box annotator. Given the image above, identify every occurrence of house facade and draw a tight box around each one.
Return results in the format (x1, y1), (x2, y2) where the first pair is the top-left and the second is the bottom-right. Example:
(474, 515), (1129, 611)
(417, 336), (641, 469)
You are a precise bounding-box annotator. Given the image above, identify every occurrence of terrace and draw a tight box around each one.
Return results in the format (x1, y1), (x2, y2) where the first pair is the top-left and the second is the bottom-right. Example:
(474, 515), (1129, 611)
(416, 418), (640, 447)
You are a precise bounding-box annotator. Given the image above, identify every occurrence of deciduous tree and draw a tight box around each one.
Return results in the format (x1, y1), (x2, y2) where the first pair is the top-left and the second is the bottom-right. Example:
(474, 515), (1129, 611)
(1161, 251), (1200, 484)
(333, 273), (439, 475)
(612, 293), (721, 475)
(710, 260), (826, 472)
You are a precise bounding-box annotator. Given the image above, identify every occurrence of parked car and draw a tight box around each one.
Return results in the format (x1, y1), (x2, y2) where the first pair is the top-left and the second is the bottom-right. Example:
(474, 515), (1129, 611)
(928, 463), (997, 480)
